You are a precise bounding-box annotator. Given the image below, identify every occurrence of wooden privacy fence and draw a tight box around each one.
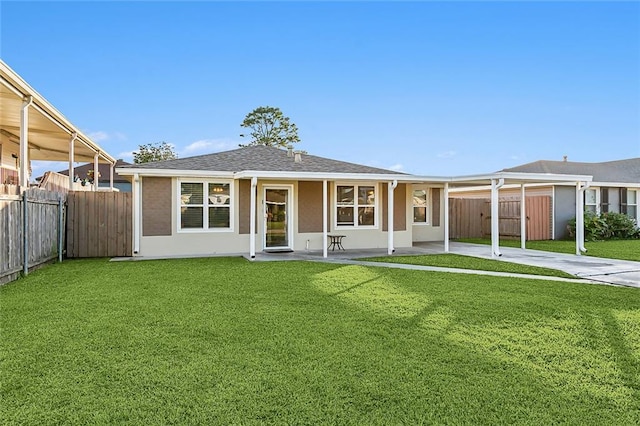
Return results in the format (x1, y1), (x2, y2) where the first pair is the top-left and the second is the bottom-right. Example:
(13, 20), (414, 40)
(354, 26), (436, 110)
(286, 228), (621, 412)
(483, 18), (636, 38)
(1, 186), (65, 284)
(66, 191), (132, 258)
(449, 196), (551, 240)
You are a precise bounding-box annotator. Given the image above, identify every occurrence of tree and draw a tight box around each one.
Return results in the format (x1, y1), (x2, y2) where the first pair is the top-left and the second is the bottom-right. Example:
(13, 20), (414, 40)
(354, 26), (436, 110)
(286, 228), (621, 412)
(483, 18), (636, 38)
(239, 106), (300, 148)
(133, 142), (178, 164)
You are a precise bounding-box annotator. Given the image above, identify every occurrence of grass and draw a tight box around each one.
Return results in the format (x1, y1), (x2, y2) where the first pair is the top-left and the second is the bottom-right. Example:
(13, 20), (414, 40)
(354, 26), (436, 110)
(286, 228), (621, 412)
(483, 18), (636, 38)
(457, 238), (640, 262)
(362, 253), (575, 278)
(1, 258), (639, 424)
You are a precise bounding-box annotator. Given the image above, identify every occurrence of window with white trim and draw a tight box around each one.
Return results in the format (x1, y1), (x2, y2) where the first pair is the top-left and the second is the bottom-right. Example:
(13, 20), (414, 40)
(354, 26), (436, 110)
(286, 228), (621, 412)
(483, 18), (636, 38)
(336, 184), (376, 227)
(179, 180), (232, 231)
(584, 188), (597, 214)
(628, 190), (638, 220)
(413, 189), (428, 224)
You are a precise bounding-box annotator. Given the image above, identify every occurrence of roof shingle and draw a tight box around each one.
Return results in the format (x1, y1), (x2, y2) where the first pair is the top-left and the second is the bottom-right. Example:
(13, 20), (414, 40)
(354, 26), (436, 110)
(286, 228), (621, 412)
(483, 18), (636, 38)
(120, 145), (405, 175)
(502, 158), (640, 184)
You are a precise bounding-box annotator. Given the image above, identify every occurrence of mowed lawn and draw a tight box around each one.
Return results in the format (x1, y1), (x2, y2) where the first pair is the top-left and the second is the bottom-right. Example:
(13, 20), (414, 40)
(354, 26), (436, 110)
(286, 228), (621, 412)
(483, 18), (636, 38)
(1, 258), (639, 425)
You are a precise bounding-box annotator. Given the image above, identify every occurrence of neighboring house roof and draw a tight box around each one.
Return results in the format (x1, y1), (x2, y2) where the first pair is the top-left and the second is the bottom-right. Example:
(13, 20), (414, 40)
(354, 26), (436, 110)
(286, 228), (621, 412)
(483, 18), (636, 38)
(502, 158), (640, 184)
(58, 159), (132, 183)
(119, 145), (406, 175)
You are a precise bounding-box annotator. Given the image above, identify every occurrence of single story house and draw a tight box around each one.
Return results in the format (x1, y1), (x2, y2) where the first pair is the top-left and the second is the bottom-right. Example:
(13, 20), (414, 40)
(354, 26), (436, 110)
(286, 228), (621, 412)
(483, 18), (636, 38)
(117, 146), (593, 259)
(451, 157), (640, 239)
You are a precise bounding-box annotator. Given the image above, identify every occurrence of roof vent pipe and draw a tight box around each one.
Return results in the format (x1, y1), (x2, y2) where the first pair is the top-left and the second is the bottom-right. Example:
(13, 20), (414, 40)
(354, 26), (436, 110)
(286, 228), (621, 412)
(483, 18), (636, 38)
(294, 152), (302, 163)
(563, 155), (568, 162)
(287, 146), (294, 157)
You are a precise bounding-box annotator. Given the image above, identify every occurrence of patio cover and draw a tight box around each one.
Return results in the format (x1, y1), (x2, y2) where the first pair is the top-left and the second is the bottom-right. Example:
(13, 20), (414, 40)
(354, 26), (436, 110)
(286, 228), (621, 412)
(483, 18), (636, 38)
(0, 60), (115, 188)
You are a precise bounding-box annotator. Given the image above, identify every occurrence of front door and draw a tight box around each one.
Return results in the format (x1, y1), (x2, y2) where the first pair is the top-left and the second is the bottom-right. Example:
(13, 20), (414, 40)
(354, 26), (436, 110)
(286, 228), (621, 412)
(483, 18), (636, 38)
(264, 187), (291, 250)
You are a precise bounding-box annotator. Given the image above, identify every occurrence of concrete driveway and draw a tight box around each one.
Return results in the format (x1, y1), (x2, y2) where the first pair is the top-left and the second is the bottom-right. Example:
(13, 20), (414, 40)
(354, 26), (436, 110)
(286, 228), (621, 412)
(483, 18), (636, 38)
(446, 242), (640, 288)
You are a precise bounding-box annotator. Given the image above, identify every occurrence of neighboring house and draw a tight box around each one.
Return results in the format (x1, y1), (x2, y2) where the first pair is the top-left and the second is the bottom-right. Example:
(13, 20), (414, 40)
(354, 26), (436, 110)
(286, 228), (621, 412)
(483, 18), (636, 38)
(117, 146), (592, 259)
(0, 59), (116, 190)
(451, 158), (640, 240)
(56, 159), (133, 192)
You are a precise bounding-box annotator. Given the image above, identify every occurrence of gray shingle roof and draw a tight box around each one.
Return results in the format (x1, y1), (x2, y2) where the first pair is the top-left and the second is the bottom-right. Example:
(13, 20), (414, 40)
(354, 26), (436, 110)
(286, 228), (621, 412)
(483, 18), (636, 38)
(502, 158), (640, 184)
(120, 145), (405, 175)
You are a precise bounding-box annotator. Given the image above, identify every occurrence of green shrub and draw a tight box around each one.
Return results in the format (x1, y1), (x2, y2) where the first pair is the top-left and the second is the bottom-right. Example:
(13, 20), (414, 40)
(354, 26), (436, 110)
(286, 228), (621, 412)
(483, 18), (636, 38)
(568, 211), (640, 241)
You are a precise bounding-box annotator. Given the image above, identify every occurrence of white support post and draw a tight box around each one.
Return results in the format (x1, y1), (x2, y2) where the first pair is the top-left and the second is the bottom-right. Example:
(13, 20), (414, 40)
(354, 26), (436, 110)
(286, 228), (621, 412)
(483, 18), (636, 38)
(93, 153), (99, 191)
(133, 174), (140, 254)
(444, 182), (449, 253)
(249, 177), (257, 259)
(110, 162), (114, 191)
(69, 132), (77, 190)
(388, 180), (398, 255)
(520, 184), (526, 249)
(323, 179), (328, 258)
(19, 96), (33, 188)
(575, 182), (587, 255)
(490, 178), (503, 257)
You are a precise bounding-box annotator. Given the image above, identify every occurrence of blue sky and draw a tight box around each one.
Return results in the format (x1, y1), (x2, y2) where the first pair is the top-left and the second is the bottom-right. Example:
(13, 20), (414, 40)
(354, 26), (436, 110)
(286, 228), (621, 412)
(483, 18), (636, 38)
(2, 1), (639, 176)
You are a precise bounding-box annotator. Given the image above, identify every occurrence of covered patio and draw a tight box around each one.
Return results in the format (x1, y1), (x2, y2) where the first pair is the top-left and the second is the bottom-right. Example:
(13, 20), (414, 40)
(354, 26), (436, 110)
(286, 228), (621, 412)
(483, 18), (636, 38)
(0, 60), (116, 190)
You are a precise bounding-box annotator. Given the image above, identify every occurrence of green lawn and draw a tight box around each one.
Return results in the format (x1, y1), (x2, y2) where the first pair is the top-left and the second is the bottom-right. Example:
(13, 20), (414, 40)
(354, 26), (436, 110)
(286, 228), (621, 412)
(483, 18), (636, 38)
(1, 258), (639, 424)
(457, 238), (640, 262)
(362, 254), (575, 278)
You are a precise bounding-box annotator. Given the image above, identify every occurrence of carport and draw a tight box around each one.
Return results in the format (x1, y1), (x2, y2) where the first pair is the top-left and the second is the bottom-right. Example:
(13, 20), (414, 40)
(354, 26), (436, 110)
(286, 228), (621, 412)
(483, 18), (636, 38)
(444, 172), (593, 256)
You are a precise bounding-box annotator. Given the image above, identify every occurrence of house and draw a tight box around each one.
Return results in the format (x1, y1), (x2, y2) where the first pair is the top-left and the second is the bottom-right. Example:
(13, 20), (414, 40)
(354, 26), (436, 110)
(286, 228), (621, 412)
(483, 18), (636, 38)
(0, 59), (116, 191)
(56, 159), (133, 192)
(450, 157), (640, 240)
(117, 146), (593, 259)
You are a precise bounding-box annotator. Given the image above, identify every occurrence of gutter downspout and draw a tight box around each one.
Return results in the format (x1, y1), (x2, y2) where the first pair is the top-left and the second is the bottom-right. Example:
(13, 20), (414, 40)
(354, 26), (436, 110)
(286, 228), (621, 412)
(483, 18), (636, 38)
(387, 179), (398, 255)
(491, 178), (504, 258)
(323, 180), (328, 258)
(249, 177), (257, 259)
(133, 173), (140, 254)
(444, 182), (450, 253)
(68, 132), (77, 190)
(19, 95), (33, 188)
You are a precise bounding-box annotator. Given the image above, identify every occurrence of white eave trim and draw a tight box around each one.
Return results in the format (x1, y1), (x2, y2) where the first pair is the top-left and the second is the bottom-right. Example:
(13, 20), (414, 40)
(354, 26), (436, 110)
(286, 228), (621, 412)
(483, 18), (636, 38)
(448, 171), (593, 184)
(589, 181), (640, 188)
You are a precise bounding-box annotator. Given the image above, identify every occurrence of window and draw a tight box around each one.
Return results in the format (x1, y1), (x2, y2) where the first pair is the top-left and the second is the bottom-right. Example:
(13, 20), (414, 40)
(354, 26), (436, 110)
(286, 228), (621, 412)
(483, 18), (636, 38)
(600, 188), (610, 213)
(413, 189), (428, 223)
(584, 188), (597, 214)
(620, 188), (638, 220)
(179, 180), (231, 231)
(336, 184), (376, 227)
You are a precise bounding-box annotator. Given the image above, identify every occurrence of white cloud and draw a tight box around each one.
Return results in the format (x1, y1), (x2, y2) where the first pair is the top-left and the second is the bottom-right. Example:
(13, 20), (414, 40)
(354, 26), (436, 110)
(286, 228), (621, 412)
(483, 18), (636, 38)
(437, 150), (457, 159)
(87, 131), (109, 142)
(118, 151), (135, 160)
(114, 132), (127, 141)
(389, 163), (404, 172)
(180, 138), (238, 156)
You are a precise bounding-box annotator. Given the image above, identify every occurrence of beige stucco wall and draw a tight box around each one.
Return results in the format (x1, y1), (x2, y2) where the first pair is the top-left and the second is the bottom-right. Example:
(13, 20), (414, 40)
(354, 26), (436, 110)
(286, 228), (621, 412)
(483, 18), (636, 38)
(137, 177), (425, 257)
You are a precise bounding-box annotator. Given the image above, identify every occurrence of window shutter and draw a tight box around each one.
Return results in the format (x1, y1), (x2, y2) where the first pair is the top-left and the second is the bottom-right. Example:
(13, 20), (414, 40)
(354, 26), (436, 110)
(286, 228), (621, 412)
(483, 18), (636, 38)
(600, 188), (609, 213)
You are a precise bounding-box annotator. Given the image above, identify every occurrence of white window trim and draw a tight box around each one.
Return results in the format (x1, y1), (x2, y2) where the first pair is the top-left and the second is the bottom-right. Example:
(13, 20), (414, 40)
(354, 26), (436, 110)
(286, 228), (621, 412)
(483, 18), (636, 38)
(177, 178), (234, 233)
(584, 187), (599, 214)
(333, 182), (379, 229)
(412, 187), (430, 225)
(262, 184), (294, 251)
